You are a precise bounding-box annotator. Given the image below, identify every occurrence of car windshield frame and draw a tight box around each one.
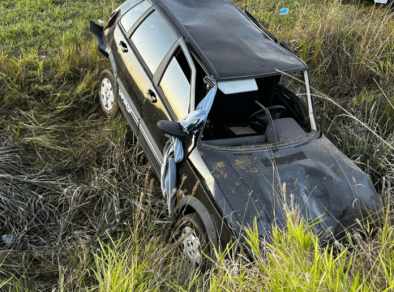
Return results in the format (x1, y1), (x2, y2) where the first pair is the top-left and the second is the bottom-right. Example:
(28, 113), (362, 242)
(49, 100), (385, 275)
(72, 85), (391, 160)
(199, 69), (319, 151)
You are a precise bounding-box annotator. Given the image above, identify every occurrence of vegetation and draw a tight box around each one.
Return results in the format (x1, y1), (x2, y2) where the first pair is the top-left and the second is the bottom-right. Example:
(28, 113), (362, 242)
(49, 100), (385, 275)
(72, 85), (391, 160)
(1, 0), (394, 290)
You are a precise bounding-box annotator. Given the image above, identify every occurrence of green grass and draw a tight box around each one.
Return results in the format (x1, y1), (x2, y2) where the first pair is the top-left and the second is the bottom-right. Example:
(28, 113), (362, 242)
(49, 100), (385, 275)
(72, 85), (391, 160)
(1, 0), (394, 290)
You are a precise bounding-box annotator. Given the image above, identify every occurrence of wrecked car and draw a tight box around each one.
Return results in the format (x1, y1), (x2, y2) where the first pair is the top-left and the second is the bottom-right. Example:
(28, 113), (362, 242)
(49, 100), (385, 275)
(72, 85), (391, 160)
(90, 0), (381, 268)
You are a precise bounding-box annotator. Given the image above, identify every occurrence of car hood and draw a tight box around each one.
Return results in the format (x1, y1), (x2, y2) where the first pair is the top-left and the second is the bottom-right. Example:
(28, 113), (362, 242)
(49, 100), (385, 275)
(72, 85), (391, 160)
(197, 135), (381, 241)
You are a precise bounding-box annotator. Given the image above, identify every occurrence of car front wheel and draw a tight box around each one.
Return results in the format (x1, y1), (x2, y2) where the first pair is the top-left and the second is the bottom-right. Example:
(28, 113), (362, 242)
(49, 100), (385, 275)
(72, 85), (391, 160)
(173, 213), (210, 271)
(99, 69), (119, 118)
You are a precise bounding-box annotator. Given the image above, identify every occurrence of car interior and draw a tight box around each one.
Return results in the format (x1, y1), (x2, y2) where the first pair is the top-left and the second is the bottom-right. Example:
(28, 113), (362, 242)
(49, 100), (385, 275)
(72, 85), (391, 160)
(199, 73), (313, 147)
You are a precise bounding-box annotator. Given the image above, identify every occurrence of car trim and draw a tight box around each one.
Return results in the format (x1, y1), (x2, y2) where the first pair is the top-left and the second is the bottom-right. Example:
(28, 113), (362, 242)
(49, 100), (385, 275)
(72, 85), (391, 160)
(120, 0), (151, 20)
(108, 53), (118, 91)
(243, 9), (277, 43)
(304, 70), (317, 131)
(152, 40), (180, 86)
(188, 47), (211, 77)
(198, 123), (321, 152)
(125, 6), (155, 38)
(124, 4), (182, 42)
(117, 90), (140, 134)
(154, 84), (178, 121)
(153, 37), (197, 114)
(139, 120), (164, 166)
(212, 68), (307, 81)
(117, 78), (141, 123)
(179, 38), (197, 112)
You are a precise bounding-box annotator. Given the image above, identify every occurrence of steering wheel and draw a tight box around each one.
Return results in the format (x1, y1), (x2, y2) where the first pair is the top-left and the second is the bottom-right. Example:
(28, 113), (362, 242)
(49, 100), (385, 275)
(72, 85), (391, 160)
(247, 105), (287, 127)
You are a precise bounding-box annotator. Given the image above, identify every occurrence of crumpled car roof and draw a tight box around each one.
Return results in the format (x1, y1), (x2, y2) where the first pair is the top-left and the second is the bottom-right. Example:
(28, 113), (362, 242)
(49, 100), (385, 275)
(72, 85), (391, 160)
(156, 0), (307, 80)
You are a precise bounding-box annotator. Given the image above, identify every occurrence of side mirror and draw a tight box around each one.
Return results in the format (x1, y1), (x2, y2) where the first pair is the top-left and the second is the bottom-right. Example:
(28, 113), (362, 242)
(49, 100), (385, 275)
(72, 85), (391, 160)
(157, 120), (192, 143)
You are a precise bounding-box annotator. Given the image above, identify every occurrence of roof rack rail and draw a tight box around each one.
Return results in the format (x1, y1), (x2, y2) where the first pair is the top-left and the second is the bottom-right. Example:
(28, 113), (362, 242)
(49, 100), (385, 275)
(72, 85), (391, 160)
(243, 9), (277, 43)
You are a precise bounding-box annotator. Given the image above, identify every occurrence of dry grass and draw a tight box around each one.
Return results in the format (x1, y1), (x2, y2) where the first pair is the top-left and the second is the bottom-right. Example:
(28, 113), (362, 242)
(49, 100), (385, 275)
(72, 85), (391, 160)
(1, 0), (394, 290)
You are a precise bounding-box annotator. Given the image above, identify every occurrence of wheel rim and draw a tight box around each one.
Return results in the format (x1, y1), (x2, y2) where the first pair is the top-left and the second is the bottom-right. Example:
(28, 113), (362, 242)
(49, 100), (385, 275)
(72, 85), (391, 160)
(101, 78), (114, 111)
(181, 226), (202, 266)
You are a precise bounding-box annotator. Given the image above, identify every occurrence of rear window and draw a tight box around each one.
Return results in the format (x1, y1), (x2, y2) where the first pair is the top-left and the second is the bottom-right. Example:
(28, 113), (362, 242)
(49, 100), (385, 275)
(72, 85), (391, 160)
(120, 0), (151, 32)
(131, 11), (177, 74)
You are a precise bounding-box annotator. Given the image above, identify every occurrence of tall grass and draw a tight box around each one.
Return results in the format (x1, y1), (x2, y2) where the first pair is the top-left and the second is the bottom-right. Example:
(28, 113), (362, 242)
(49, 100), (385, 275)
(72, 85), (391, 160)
(1, 0), (394, 290)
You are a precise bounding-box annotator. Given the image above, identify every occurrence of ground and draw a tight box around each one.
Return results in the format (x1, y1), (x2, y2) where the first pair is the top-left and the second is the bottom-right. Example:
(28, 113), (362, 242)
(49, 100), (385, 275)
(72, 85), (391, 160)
(1, 0), (394, 291)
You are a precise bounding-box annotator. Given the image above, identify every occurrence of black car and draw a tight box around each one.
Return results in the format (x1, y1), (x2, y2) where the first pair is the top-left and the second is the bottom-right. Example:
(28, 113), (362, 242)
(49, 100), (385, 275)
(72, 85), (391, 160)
(90, 0), (381, 267)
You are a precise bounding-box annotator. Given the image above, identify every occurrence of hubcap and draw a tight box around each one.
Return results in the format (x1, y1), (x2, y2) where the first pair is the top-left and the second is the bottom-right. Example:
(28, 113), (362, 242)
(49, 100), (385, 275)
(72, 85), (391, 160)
(181, 226), (202, 266)
(101, 78), (114, 111)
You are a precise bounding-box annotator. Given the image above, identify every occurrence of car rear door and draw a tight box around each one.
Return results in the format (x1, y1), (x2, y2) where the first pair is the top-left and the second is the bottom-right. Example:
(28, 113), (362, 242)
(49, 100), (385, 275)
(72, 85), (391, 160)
(111, 0), (152, 134)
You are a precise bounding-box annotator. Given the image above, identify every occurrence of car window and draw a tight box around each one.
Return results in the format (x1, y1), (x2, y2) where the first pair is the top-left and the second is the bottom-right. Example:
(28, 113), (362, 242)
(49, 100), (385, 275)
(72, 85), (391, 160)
(117, 0), (141, 15)
(131, 11), (177, 74)
(120, 0), (151, 32)
(160, 50), (191, 119)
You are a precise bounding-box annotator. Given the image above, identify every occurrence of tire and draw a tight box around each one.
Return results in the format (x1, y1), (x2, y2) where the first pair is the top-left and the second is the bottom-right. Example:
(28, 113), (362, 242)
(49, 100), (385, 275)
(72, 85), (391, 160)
(173, 213), (210, 271)
(99, 69), (119, 119)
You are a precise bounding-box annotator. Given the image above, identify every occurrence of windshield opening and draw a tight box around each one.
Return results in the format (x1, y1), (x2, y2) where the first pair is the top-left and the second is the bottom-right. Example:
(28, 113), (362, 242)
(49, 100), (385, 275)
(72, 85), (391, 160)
(201, 70), (317, 148)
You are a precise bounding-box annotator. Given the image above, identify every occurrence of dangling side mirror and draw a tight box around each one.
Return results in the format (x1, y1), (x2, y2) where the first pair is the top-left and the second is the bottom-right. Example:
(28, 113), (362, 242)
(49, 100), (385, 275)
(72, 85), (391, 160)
(157, 120), (192, 143)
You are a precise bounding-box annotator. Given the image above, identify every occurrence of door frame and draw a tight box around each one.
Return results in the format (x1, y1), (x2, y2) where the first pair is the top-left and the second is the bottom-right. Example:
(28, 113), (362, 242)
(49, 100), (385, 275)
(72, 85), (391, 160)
(117, 3), (199, 174)
(152, 38), (197, 115)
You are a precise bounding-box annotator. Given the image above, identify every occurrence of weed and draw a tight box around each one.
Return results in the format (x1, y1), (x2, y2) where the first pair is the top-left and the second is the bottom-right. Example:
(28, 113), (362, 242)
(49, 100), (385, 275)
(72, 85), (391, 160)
(2, 0), (394, 290)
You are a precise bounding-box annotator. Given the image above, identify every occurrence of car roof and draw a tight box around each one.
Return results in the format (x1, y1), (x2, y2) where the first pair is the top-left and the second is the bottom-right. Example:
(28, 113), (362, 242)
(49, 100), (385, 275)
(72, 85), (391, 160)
(154, 0), (307, 80)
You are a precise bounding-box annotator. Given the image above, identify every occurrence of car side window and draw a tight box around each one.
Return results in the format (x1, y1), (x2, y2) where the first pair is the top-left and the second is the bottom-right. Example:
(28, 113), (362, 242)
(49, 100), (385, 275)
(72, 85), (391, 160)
(118, 0), (142, 15)
(160, 50), (191, 119)
(131, 11), (177, 74)
(120, 0), (151, 33)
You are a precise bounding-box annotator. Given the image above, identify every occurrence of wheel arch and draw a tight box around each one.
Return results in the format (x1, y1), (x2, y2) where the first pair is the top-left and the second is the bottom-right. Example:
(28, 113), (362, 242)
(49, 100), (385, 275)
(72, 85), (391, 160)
(177, 195), (219, 256)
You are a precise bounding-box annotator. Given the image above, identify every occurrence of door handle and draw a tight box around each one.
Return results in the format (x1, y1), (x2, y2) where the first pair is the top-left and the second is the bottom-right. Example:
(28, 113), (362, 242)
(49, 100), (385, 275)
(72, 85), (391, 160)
(119, 41), (128, 53)
(147, 89), (157, 103)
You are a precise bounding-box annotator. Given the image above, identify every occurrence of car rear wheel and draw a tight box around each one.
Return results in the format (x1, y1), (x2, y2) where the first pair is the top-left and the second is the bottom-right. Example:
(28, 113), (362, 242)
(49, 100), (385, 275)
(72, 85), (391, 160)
(99, 69), (118, 118)
(173, 213), (210, 271)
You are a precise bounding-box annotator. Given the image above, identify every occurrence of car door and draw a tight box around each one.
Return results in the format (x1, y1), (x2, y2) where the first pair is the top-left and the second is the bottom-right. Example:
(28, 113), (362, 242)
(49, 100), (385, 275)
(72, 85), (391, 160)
(111, 0), (152, 134)
(144, 42), (194, 152)
(128, 8), (187, 174)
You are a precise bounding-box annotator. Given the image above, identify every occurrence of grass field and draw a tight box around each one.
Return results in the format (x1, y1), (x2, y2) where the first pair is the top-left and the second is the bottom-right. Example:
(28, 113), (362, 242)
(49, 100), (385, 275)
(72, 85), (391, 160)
(1, 0), (394, 290)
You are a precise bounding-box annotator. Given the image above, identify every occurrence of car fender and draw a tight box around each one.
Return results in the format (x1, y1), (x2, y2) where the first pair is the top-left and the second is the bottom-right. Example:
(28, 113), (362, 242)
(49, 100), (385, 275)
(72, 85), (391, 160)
(178, 195), (219, 254)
